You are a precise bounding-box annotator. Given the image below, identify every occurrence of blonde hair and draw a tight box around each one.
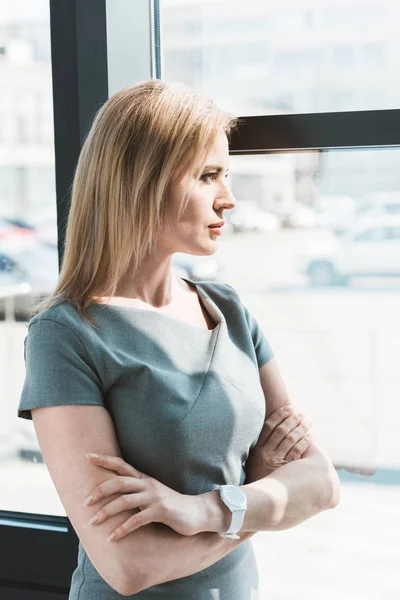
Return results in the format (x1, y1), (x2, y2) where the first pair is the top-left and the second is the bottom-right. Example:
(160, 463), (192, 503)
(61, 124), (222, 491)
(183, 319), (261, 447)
(30, 79), (238, 326)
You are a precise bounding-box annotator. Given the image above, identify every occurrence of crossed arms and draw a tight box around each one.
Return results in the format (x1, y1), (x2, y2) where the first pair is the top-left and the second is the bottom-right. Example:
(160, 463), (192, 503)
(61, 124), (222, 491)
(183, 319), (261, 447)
(32, 357), (340, 596)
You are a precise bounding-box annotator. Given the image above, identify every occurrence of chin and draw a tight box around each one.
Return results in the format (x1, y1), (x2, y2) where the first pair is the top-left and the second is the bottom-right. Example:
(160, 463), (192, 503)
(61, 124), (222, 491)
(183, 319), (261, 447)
(181, 247), (217, 258)
(177, 237), (218, 257)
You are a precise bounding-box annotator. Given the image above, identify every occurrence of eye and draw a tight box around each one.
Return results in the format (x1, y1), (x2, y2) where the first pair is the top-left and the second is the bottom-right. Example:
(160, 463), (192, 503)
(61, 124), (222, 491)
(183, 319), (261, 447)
(201, 172), (218, 182)
(201, 172), (229, 182)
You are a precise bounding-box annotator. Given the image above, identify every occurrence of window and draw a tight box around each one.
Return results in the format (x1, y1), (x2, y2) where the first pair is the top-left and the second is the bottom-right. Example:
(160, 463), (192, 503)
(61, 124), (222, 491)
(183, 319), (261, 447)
(388, 226), (400, 239)
(354, 227), (388, 242)
(162, 2), (400, 597)
(0, 0), (59, 520)
(162, 0), (400, 115)
(3, 1), (400, 598)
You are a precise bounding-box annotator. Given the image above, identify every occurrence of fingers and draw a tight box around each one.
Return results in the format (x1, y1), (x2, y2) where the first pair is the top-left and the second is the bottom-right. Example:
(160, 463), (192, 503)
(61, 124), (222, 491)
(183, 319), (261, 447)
(87, 492), (149, 527)
(255, 405), (294, 447)
(285, 435), (312, 461)
(106, 508), (157, 542)
(273, 419), (312, 455)
(83, 476), (143, 507)
(86, 453), (145, 478)
(263, 412), (311, 451)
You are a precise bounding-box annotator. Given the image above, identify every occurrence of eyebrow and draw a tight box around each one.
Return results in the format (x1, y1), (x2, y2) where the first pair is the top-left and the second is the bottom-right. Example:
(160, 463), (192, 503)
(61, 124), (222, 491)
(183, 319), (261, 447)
(203, 165), (230, 172)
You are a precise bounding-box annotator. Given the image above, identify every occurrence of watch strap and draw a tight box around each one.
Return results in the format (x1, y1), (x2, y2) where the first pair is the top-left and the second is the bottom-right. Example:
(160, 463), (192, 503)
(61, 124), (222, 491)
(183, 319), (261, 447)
(218, 508), (245, 539)
(218, 484), (247, 540)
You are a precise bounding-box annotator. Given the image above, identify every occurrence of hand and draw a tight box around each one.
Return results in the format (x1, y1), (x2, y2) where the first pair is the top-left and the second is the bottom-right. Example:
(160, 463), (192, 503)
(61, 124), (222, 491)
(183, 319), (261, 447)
(83, 453), (205, 541)
(245, 406), (313, 483)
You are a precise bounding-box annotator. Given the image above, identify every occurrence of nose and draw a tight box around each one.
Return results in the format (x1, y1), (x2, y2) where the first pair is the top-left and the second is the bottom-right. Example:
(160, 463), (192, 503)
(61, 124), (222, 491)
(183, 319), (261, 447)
(214, 181), (236, 212)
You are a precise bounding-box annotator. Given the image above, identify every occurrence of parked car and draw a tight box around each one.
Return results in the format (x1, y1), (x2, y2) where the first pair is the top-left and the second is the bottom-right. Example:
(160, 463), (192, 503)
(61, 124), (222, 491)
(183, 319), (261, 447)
(356, 192), (400, 221)
(295, 215), (400, 286)
(0, 243), (59, 319)
(313, 194), (357, 234)
(226, 202), (280, 233)
(0, 218), (36, 245)
(281, 204), (321, 229)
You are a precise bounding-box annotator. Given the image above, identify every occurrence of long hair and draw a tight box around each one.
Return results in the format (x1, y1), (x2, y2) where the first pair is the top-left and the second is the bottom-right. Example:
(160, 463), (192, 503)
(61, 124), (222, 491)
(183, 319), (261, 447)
(30, 79), (239, 326)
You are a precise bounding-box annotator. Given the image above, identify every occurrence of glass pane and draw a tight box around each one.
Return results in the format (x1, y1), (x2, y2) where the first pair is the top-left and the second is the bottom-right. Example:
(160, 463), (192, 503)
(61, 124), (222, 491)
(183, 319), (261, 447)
(0, 0), (62, 515)
(214, 147), (400, 598)
(161, 0), (400, 115)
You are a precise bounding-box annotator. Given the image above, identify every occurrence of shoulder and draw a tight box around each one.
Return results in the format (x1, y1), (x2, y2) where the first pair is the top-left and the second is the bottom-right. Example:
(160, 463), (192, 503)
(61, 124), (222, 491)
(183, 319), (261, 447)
(27, 300), (94, 348)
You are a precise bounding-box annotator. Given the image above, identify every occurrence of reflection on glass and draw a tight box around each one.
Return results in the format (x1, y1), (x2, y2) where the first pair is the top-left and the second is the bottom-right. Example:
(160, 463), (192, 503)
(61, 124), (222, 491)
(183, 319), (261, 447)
(224, 149), (400, 291)
(0, 0), (61, 516)
(162, 0), (400, 115)
(214, 148), (400, 599)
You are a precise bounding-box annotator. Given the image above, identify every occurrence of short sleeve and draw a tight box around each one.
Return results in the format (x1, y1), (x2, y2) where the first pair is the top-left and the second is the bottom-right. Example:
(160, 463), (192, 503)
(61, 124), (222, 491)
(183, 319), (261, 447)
(18, 318), (105, 421)
(242, 303), (275, 368)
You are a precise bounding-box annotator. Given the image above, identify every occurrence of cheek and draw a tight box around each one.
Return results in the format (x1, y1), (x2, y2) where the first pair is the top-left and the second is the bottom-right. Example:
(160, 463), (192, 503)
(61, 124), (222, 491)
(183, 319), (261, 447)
(167, 182), (212, 234)
(178, 194), (207, 224)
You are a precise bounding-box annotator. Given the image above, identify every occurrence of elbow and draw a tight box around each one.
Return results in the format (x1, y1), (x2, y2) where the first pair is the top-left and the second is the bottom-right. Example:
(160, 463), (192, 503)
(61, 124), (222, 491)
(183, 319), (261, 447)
(312, 450), (341, 511)
(115, 581), (134, 597)
(311, 455), (341, 512)
(325, 464), (341, 510)
(118, 564), (149, 597)
(117, 578), (144, 597)
(108, 573), (136, 597)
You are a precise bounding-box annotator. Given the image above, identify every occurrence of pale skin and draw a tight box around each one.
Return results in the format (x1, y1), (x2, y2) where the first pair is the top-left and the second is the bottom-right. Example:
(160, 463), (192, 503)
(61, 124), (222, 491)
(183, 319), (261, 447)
(32, 131), (342, 596)
(82, 405), (314, 539)
(97, 131), (236, 313)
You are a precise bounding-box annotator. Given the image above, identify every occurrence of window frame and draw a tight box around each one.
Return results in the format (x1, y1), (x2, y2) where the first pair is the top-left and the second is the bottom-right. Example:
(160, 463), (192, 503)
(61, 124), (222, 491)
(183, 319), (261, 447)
(0, 0), (160, 596)
(1, 0), (400, 596)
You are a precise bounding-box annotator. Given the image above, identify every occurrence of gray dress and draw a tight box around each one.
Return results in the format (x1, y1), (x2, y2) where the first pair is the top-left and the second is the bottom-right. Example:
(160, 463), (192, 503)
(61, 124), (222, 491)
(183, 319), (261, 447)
(18, 278), (274, 600)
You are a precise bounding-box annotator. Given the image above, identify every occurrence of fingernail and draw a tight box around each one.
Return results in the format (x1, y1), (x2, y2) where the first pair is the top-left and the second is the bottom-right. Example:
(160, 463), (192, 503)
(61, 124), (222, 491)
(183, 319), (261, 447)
(283, 406), (292, 412)
(88, 515), (98, 525)
(83, 495), (93, 506)
(107, 532), (116, 542)
(86, 453), (98, 459)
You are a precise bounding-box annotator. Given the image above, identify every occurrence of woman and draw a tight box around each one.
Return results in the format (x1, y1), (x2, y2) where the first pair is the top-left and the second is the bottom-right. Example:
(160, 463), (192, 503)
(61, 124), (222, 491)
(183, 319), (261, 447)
(18, 80), (340, 599)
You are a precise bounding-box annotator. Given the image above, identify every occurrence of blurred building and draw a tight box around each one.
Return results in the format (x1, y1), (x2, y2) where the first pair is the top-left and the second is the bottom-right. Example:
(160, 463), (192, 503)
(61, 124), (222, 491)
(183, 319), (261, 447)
(3, 0), (400, 223)
(0, 22), (55, 222)
(162, 0), (400, 212)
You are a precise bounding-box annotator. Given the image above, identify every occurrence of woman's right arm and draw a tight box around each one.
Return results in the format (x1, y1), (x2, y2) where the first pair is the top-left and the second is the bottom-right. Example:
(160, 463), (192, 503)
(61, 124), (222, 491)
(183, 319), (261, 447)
(32, 403), (256, 596)
(22, 318), (255, 595)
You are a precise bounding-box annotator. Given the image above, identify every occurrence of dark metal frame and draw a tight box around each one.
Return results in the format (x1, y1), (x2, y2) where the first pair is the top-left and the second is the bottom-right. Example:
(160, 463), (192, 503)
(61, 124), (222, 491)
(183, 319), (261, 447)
(0, 0), (108, 596)
(51, 0), (109, 271)
(230, 109), (400, 153)
(1, 0), (399, 596)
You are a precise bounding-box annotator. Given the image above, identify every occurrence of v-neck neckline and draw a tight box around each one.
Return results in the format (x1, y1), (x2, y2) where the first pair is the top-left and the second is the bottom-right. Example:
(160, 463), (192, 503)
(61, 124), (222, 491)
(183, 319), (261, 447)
(88, 277), (224, 335)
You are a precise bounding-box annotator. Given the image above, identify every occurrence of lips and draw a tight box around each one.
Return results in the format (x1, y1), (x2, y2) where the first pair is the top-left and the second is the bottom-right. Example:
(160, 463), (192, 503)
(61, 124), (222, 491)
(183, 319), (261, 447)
(209, 224), (224, 236)
(208, 221), (225, 228)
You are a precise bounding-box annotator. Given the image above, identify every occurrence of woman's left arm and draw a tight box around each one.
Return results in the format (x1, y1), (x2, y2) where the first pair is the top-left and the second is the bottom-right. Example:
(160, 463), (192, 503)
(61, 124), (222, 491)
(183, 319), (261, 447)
(245, 357), (340, 530)
(203, 357), (340, 533)
(238, 437), (340, 532)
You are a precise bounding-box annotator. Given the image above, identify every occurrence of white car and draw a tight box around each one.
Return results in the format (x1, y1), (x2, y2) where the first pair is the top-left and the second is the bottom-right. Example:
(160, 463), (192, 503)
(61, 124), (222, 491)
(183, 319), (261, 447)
(295, 215), (400, 286)
(314, 194), (357, 234)
(228, 202), (280, 233)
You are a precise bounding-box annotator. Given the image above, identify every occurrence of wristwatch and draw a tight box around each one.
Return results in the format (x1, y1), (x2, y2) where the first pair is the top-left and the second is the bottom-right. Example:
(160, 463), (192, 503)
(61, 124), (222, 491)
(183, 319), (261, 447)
(218, 484), (247, 539)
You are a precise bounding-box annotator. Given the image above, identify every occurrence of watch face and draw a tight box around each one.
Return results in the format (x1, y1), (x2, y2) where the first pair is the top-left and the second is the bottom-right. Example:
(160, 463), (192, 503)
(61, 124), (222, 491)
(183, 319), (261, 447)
(224, 486), (246, 508)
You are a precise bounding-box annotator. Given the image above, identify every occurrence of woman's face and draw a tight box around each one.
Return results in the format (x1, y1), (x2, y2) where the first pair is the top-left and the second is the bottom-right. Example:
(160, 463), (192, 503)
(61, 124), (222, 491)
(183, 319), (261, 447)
(163, 130), (236, 256)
